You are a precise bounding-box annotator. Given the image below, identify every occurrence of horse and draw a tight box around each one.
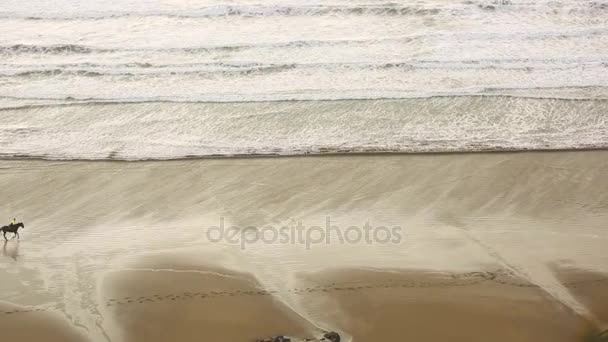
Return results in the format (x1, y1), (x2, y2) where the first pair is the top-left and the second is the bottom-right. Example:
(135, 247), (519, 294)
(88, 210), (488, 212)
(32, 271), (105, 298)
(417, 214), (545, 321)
(1, 222), (24, 241)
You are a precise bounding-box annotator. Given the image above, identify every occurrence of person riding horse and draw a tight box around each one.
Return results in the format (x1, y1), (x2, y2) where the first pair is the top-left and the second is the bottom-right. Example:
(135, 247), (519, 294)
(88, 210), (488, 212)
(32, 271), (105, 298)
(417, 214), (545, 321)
(2, 218), (24, 241)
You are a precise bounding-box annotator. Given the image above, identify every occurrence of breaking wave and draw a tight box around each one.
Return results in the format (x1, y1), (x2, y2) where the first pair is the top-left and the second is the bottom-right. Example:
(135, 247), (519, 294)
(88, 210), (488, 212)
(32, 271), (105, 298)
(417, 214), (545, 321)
(1, 0), (606, 159)
(2, 1), (608, 20)
(2, 27), (607, 56)
(1, 4), (446, 20)
(0, 44), (97, 54)
(0, 97), (607, 160)
(2, 59), (606, 79)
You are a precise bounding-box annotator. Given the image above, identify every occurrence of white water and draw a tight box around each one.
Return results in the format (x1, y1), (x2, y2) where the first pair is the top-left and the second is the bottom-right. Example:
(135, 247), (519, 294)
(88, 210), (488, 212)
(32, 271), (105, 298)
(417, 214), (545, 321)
(1, 98), (607, 159)
(0, 0), (607, 158)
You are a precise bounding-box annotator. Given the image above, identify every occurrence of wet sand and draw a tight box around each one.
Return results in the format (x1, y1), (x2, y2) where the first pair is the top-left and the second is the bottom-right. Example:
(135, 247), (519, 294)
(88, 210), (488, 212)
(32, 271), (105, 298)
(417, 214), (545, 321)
(3, 266), (605, 342)
(100, 260), (316, 342)
(0, 302), (88, 342)
(97, 266), (608, 342)
(298, 268), (608, 342)
(555, 267), (608, 324)
(0, 151), (607, 341)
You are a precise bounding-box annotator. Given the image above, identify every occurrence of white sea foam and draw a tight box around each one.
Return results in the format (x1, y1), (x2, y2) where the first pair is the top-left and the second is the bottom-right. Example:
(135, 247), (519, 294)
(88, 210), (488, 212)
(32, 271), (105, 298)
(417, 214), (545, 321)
(0, 98), (606, 160)
(0, 0), (607, 158)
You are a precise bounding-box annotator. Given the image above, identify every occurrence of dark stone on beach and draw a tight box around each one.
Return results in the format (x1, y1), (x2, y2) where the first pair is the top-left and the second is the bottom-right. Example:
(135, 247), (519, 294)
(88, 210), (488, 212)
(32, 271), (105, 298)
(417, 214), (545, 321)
(322, 332), (341, 342)
(256, 336), (291, 342)
(257, 332), (339, 342)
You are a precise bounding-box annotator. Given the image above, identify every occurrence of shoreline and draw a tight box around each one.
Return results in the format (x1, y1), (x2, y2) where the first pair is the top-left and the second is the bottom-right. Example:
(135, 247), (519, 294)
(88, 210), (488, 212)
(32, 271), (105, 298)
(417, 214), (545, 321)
(1, 147), (608, 163)
(2, 96), (607, 161)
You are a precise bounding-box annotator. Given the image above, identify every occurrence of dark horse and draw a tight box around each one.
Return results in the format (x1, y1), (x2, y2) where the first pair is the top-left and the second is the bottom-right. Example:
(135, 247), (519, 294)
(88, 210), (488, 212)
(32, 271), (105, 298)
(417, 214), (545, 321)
(1, 222), (24, 241)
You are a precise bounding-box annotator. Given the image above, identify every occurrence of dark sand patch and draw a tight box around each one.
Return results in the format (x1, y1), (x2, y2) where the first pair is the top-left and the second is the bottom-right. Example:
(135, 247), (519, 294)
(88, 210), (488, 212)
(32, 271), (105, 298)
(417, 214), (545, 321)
(101, 263), (316, 342)
(0, 303), (88, 342)
(556, 267), (608, 326)
(298, 268), (600, 342)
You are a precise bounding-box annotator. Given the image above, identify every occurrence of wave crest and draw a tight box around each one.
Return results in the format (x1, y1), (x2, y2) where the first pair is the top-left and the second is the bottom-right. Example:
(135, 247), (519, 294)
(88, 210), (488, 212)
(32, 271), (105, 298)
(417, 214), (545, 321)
(0, 44), (97, 55)
(1, 5), (445, 20)
(0, 97), (607, 160)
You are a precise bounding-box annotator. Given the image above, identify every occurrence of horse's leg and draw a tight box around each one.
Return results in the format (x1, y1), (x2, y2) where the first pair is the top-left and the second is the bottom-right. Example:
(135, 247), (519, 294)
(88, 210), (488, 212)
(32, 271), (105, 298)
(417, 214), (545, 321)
(3, 231), (7, 241)
(16, 231), (19, 239)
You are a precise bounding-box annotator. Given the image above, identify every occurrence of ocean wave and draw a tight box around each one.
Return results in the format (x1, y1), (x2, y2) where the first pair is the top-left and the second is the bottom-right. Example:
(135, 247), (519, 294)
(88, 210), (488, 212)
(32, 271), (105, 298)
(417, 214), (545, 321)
(3, 27), (607, 57)
(1, 91), (607, 110)
(0, 97), (606, 160)
(0, 41), (356, 56)
(1, 59), (604, 78)
(0, 63), (298, 78)
(2, 1), (607, 21)
(0, 4), (446, 20)
(6, 69), (105, 77)
(0, 44), (101, 55)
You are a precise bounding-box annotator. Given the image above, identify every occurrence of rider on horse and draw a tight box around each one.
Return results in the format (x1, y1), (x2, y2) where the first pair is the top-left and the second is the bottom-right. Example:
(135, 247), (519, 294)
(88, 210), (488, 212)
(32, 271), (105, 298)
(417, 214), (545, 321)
(2, 218), (23, 241)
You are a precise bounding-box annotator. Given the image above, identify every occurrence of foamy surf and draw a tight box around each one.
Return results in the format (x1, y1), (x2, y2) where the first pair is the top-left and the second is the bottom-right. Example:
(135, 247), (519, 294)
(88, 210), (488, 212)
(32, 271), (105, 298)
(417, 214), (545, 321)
(2, 0), (607, 160)
(0, 97), (607, 160)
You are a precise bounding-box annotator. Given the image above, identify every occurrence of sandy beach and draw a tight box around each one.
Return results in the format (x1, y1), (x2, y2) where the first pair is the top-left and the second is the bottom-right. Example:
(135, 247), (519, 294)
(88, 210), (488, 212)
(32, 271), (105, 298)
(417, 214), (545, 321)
(0, 151), (607, 341)
(299, 268), (608, 341)
(3, 0), (608, 339)
(101, 261), (316, 342)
